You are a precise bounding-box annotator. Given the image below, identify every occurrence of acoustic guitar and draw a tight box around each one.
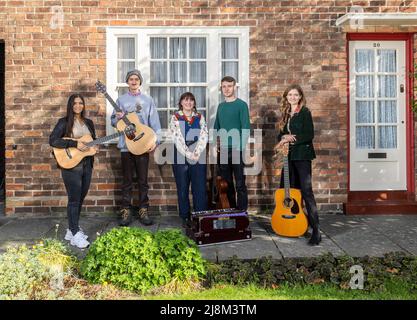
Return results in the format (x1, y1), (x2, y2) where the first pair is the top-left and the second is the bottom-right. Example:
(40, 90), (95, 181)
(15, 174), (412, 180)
(95, 80), (157, 155)
(52, 132), (122, 169)
(271, 144), (308, 237)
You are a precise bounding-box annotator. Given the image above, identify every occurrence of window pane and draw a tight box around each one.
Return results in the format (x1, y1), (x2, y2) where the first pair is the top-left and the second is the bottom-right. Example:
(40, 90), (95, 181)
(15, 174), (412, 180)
(117, 87), (129, 97)
(118, 38), (135, 59)
(170, 62), (187, 83)
(356, 101), (374, 124)
(355, 49), (374, 72)
(222, 62), (239, 82)
(378, 101), (397, 123)
(150, 37), (167, 59)
(189, 37), (206, 59)
(150, 87), (168, 109)
(150, 62), (167, 83)
(377, 49), (396, 72)
(170, 87), (187, 109)
(356, 126), (375, 149)
(170, 37), (186, 59)
(355, 75), (374, 98)
(378, 126), (397, 149)
(189, 87), (206, 110)
(190, 62), (206, 82)
(158, 110), (168, 128)
(222, 38), (239, 59)
(118, 61), (135, 83)
(378, 75), (396, 98)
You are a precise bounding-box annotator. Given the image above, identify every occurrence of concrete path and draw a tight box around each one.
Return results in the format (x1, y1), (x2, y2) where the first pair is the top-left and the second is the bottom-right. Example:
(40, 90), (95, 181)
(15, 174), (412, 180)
(0, 213), (416, 261)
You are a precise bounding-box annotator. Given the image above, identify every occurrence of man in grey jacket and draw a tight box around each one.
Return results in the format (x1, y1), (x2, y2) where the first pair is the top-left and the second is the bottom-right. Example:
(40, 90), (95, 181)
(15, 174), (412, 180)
(111, 69), (161, 226)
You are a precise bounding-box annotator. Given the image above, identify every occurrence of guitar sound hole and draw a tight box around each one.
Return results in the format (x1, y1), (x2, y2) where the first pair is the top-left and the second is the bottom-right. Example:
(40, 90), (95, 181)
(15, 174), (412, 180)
(124, 124), (137, 140)
(282, 197), (300, 214)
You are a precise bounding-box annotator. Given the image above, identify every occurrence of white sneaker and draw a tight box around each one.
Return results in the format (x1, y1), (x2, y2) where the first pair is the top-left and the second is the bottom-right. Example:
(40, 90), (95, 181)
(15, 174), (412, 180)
(70, 231), (90, 249)
(65, 228), (88, 241)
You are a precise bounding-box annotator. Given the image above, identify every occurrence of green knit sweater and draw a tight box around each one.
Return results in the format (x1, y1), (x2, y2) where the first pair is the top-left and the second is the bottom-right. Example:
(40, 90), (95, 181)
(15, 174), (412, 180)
(214, 98), (250, 150)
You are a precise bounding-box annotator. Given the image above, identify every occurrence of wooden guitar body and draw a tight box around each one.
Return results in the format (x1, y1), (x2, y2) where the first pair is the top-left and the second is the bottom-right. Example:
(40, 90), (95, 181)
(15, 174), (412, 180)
(271, 187), (308, 237)
(95, 80), (157, 156)
(52, 135), (96, 169)
(116, 112), (157, 155)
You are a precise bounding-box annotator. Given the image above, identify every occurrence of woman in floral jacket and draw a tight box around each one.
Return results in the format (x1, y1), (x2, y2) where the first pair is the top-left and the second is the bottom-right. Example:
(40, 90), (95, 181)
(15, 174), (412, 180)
(169, 92), (208, 227)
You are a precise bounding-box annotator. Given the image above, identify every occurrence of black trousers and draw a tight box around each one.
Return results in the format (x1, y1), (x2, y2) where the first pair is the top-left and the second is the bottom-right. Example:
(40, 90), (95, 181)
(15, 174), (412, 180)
(279, 159), (319, 230)
(61, 158), (93, 235)
(121, 151), (149, 209)
(218, 148), (248, 211)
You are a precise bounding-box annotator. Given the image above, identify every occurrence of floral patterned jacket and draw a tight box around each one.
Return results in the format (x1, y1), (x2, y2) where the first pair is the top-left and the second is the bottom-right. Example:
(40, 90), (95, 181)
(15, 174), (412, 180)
(168, 110), (208, 161)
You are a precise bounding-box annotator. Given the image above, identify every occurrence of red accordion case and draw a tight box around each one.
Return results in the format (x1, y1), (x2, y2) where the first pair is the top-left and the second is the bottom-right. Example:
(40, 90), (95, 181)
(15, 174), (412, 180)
(186, 208), (252, 246)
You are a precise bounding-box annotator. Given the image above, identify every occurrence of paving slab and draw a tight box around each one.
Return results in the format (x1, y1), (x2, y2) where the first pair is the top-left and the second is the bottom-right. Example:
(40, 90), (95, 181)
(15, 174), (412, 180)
(320, 215), (405, 257)
(0, 218), (60, 241)
(256, 215), (346, 258)
(360, 215), (417, 255)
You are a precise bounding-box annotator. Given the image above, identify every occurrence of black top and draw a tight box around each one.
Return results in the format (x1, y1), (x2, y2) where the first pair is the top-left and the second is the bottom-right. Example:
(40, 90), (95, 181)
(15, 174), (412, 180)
(277, 106), (316, 161)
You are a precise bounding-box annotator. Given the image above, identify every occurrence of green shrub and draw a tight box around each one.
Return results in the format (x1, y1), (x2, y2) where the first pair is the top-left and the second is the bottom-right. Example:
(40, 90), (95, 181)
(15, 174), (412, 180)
(80, 227), (206, 293)
(205, 252), (417, 293)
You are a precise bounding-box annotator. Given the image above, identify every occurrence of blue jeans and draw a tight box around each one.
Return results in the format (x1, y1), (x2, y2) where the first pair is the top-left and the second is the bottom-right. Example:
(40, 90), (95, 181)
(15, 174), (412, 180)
(61, 158), (92, 235)
(172, 161), (207, 219)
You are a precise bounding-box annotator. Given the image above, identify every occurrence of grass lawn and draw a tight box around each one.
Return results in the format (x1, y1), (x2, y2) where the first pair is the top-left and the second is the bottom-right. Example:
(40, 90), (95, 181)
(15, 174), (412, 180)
(146, 280), (417, 300)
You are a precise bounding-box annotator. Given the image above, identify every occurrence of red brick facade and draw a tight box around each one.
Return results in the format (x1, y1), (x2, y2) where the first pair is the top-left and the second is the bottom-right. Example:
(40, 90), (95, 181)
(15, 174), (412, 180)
(1, 0), (417, 215)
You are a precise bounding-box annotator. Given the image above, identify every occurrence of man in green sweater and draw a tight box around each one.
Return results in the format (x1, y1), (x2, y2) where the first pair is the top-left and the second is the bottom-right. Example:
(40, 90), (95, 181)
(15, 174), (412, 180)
(214, 76), (250, 211)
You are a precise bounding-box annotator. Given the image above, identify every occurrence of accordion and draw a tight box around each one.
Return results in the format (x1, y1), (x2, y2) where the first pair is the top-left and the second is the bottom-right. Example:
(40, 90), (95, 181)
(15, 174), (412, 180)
(186, 208), (252, 246)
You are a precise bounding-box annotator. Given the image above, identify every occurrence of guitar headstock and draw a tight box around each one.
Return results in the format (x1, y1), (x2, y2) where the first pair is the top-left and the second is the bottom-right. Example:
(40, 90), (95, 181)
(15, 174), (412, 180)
(275, 143), (289, 157)
(95, 80), (107, 94)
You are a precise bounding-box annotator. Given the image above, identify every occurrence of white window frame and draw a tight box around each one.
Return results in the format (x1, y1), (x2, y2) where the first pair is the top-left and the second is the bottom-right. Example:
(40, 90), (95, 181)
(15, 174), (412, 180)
(105, 26), (250, 139)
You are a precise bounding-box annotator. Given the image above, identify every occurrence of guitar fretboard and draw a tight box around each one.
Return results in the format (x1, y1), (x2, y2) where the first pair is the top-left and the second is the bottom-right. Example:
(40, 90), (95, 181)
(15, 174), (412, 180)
(85, 132), (122, 147)
(104, 92), (133, 126)
(283, 155), (291, 199)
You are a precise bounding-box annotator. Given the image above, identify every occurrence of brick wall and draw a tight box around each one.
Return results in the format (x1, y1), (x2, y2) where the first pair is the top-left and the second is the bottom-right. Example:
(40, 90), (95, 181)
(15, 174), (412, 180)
(1, 0), (417, 215)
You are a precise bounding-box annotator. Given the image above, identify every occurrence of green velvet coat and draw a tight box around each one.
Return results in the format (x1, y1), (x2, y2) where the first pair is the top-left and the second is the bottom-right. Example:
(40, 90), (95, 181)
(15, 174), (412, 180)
(278, 106), (316, 161)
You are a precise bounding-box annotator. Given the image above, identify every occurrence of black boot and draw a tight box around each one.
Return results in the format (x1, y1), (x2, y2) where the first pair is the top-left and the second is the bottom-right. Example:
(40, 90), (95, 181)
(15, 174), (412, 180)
(308, 225), (322, 245)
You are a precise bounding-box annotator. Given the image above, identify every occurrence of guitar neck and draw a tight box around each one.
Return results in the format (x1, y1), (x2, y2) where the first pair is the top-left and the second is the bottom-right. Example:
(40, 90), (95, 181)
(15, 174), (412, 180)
(283, 155), (291, 198)
(104, 92), (122, 113)
(85, 132), (122, 147)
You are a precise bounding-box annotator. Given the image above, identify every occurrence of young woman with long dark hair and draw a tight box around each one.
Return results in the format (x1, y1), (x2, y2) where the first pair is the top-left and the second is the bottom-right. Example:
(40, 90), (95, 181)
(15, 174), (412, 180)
(49, 93), (97, 249)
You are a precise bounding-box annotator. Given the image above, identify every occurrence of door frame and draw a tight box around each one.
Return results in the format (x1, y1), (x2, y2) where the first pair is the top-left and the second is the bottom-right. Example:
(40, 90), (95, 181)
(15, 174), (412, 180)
(346, 33), (414, 201)
(0, 40), (4, 207)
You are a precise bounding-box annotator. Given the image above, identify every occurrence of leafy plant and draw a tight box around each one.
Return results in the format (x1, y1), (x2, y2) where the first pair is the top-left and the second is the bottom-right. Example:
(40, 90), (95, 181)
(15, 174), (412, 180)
(80, 227), (206, 293)
(205, 252), (417, 293)
(0, 240), (78, 300)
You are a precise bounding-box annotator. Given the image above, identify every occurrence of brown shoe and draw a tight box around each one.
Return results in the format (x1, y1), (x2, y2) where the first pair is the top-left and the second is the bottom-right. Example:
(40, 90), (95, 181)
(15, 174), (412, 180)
(119, 208), (132, 226)
(138, 207), (153, 226)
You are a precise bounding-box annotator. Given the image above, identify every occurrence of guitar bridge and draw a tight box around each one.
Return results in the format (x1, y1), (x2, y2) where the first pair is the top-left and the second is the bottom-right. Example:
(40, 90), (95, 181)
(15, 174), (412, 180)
(133, 132), (145, 142)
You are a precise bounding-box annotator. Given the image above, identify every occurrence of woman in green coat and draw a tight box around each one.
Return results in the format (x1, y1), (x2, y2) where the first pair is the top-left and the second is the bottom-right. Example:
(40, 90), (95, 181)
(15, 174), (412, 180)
(277, 84), (321, 245)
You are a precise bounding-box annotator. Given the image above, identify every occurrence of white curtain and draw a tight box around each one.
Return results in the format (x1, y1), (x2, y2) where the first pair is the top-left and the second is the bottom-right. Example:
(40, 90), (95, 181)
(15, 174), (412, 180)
(378, 49), (396, 72)
(149, 37), (208, 128)
(356, 101), (374, 124)
(355, 49), (374, 72)
(117, 38), (135, 83)
(356, 127), (375, 149)
(355, 48), (397, 149)
(222, 38), (239, 81)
